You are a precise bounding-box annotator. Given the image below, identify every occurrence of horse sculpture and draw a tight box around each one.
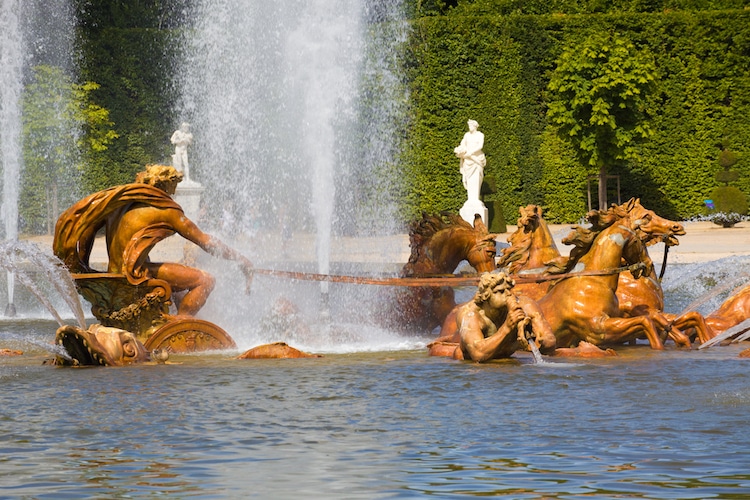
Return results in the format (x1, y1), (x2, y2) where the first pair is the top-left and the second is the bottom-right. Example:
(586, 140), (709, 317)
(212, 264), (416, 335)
(703, 285), (750, 339)
(385, 212), (498, 332)
(497, 201), (711, 347)
(496, 205), (566, 301)
(536, 199), (679, 349)
(614, 205), (714, 346)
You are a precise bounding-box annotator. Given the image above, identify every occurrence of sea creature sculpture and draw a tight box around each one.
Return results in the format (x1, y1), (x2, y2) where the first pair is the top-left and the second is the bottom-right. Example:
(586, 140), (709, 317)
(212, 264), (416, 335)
(237, 342), (322, 359)
(53, 324), (150, 366)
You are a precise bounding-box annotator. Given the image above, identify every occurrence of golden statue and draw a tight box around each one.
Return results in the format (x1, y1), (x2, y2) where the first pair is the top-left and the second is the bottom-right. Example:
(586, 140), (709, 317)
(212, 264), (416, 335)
(53, 164), (251, 352)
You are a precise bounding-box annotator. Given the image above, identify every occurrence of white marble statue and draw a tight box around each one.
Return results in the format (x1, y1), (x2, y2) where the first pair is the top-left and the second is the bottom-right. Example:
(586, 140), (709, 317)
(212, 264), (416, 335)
(171, 122), (193, 181)
(455, 119), (488, 226)
(454, 119), (486, 202)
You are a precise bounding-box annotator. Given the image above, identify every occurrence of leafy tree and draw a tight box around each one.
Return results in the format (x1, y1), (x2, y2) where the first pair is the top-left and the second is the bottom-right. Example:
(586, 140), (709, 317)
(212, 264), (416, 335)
(546, 31), (656, 209)
(22, 65), (117, 234)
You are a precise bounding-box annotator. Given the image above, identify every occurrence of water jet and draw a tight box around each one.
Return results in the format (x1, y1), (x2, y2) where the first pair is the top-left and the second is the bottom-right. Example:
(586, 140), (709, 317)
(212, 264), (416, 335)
(175, 0), (410, 350)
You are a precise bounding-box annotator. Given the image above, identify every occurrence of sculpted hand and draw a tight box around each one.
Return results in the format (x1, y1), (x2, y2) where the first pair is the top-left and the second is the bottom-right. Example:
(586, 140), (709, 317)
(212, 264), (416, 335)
(506, 296), (526, 328)
(516, 317), (532, 348)
(505, 295), (530, 343)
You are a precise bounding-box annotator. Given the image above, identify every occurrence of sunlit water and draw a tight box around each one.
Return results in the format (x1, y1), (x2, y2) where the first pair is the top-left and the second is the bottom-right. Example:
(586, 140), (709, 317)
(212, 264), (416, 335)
(2, 326), (750, 498)
(3, 257), (750, 498)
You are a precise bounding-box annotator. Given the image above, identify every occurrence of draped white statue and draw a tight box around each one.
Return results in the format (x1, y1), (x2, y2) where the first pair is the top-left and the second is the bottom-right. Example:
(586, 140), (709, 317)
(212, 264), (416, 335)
(454, 119), (488, 226)
(454, 119), (486, 202)
(171, 122), (193, 181)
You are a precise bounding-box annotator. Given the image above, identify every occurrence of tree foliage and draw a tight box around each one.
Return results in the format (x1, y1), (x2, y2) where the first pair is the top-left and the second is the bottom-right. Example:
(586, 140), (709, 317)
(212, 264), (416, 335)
(401, 7), (750, 222)
(70, 2), (750, 226)
(547, 31), (656, 208)
(74, 0), (183, 191)
(21, 65), (116, 234)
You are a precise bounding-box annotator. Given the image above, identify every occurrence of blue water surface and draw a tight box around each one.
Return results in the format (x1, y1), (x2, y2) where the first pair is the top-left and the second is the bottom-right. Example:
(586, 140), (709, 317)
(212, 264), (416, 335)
(2, 321), (750, 499)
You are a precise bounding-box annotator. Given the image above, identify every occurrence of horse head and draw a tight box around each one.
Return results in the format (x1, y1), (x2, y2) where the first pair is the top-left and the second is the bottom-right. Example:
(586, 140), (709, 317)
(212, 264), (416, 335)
(403, 212), (497, 276)
(625, 198), (685, 247)
(518, 204), (543, 232)
(598, 200), (657, 278)
(621, 234), (653, 279)
(561, 203), (654, 279)
(500, 205), (561, 274)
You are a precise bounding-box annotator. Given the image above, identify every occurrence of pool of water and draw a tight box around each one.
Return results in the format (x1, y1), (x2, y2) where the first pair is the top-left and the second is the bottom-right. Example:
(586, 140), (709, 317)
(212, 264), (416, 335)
(2, 319), (750, 499)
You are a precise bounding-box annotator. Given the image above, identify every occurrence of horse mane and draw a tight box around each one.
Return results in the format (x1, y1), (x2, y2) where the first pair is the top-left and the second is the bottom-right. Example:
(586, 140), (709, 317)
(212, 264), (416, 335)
(404, 212), (473, 269)
(498, 207), (537, 273)
(546, 205), (626, 274)
(498, 232), (532, 273)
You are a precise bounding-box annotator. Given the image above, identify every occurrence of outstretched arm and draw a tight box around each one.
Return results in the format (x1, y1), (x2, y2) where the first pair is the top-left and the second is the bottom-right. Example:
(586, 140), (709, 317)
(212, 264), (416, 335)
(171, 213), (254, 286)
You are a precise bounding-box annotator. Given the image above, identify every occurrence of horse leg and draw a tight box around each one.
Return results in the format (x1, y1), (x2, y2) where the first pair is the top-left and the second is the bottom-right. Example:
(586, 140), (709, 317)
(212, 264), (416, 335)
(668, 311), (716, 345)
(649, 312), (693, 348)
(590, 316), (664, 350)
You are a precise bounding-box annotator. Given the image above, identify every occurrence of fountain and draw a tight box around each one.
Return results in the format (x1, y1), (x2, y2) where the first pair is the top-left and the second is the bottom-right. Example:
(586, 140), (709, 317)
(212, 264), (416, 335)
(174, 0), (412, 350)
(0, 0), (78, 318)
(4, 4), (750, 495)
(0, 239), (83, 360)
(0, 0), (23, 316)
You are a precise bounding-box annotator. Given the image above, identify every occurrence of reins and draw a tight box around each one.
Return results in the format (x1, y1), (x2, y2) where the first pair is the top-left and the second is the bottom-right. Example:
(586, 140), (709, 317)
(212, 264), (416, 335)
(250, 262), (647, 287)
(250, 268), (481, 287)
(512, 262), (647, 283)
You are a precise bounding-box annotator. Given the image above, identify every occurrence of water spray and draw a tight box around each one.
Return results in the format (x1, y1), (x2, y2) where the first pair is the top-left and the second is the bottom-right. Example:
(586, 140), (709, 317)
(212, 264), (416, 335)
(5, 271), (16, 317)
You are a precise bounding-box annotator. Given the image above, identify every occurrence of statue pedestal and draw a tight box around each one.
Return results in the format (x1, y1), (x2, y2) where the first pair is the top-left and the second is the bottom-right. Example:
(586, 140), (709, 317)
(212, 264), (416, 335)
(460, 199), (488, 227)
(174, 181), (204, 221)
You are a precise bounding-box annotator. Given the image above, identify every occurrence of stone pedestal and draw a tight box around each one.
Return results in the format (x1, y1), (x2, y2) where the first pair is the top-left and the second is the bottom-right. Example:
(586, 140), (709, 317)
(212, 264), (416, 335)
(460, 199), (488, 227)
(174, 181), (204, 221)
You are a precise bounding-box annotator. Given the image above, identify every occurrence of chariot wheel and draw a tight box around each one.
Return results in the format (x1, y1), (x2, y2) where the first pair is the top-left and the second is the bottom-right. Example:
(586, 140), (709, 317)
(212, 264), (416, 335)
(144, 319), (236, 353)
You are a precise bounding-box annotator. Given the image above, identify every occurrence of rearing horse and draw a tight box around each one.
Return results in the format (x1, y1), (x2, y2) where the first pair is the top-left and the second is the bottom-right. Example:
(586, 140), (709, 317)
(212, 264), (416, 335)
(388, 212), (498, 333)
(536, 200), (667, 349)
(614, 202), (714, 345)
(497, 205), (566, 301)
(500, 200), (709, 346)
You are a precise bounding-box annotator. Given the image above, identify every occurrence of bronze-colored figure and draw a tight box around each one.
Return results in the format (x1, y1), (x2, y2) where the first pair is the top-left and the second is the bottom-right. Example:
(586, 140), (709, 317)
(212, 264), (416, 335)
(453, 272), (556, 362)
(432, 199), (717, 358)
(54, 324), (150, 366)
(387, 212), (498, 332)
(53, 164), (252, 352)
(237, 342), (322, 359)
(501, 200), (711, 347)
(535, 199), (671, 349)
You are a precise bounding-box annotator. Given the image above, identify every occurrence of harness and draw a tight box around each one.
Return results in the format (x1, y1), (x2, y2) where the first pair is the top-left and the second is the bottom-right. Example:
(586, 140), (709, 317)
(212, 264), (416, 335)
(248, 262), (648, 287)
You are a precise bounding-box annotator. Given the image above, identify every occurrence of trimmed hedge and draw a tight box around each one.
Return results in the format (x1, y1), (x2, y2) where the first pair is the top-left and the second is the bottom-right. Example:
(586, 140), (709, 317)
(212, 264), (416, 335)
(402, 8), (750, 222)
(71, 2), (750, 225)
(78, 27), (180, 191)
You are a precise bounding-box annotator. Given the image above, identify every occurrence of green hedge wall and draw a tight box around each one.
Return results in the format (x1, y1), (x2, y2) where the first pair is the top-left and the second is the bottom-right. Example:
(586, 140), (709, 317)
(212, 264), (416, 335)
(76, 27), (179, 192)
(74, 0), (186, 192)
(402, 8), (750, 223)
(72, 2), (750, 225)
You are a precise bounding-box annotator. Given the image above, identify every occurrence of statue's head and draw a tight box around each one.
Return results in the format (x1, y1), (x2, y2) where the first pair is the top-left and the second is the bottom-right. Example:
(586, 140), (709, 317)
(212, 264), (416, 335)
(136, 164), (183, 194)
(54, 324), (150, 366)
(180, 122), (190, 132)
(467, 119), (479, 131)
(474, 271), (514, 305)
